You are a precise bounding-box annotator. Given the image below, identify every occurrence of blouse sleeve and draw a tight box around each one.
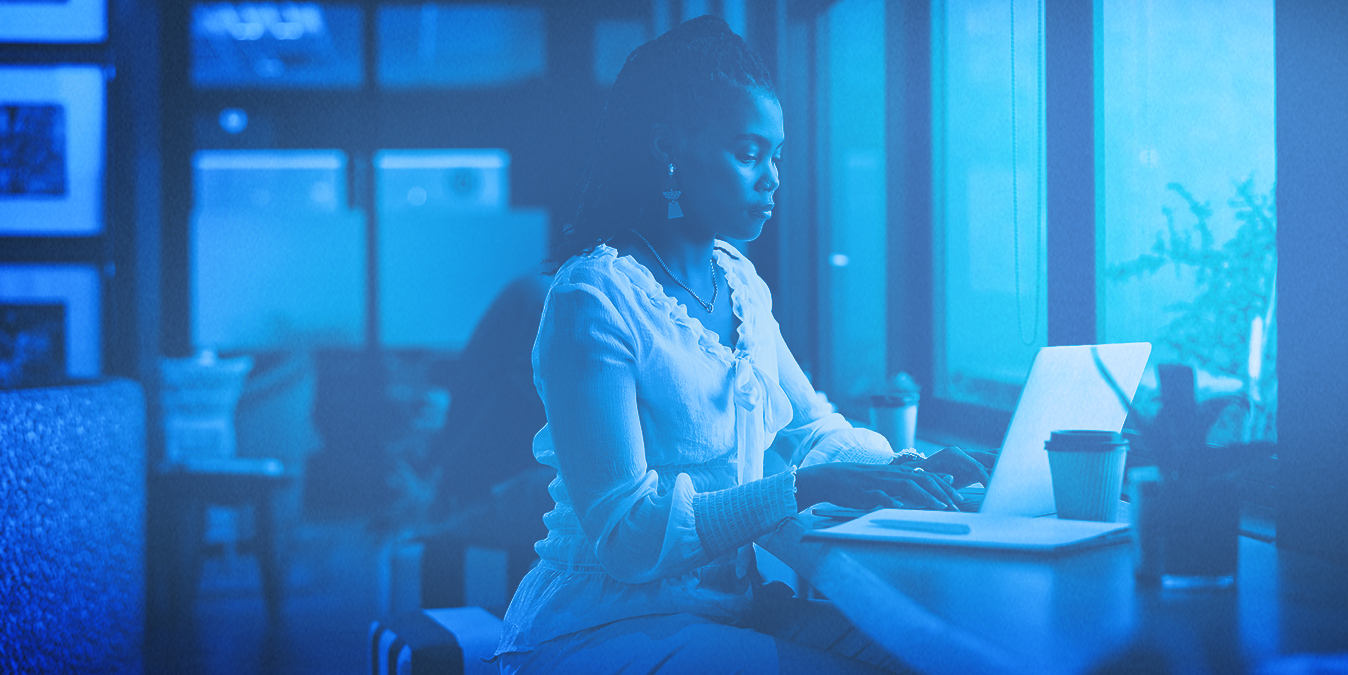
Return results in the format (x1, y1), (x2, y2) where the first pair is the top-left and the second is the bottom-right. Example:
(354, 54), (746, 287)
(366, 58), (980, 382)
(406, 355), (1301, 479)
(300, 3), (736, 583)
(537, 280), (796, 583)
(770, 319), (896, 468)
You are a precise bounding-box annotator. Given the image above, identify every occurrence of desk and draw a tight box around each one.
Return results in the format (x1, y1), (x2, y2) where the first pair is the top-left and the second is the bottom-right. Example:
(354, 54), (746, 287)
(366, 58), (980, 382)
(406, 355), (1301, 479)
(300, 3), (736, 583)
(758, 515), (1348, 675)
(154, 457), (294, 622)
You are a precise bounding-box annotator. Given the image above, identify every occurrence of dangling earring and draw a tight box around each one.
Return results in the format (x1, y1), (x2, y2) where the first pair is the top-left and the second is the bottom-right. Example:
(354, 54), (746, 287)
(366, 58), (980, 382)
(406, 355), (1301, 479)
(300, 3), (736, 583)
(663, 163), (684, 219)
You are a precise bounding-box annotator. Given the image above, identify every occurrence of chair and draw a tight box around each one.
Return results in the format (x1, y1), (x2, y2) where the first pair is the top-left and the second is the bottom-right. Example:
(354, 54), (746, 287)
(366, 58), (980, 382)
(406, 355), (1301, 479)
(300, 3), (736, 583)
(369, 606), (502, 675)
(419, 467), (552, 611)
(1, 379), (146, 674)
(419, 274), (551, 610)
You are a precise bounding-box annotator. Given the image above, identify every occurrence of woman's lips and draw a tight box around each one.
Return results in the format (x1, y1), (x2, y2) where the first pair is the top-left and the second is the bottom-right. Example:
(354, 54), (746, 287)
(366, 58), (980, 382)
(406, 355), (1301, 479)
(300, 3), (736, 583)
(748, 206), (774, 218)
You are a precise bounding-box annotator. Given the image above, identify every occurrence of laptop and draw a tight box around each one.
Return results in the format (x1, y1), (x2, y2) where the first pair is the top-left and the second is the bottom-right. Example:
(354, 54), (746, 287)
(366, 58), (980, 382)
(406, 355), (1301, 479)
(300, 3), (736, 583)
(968, 342), (1151, 517)
(805, 343), (1151, 551)
(814, 343), (1151, 519)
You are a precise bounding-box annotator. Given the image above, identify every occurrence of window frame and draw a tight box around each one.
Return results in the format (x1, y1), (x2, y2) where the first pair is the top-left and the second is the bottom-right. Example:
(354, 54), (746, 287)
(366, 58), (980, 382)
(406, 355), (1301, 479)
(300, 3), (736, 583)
(778, 0), (1101, 449)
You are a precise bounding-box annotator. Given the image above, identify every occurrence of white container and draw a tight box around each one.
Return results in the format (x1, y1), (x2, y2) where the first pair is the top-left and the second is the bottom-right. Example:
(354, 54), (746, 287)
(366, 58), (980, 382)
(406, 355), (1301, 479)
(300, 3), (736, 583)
(160, 350), (253, 463)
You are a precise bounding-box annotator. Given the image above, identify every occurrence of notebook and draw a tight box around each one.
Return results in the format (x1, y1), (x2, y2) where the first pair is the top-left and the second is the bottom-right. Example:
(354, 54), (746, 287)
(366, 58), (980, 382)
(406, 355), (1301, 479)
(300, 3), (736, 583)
(805, 508), (1132, 553)
(807, 343), (1151, 551)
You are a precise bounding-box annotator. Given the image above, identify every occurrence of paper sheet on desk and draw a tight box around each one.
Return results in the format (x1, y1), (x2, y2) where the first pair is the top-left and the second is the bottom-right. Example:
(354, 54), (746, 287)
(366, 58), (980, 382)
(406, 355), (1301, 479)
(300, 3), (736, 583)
(806, 509), (1131, 554)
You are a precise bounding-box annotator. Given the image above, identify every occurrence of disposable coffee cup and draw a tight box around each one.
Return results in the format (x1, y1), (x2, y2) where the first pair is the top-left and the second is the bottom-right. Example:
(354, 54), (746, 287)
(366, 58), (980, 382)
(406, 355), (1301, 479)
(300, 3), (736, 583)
(1045, 430), (1129, 522)
(870, 394), (919, 450)
(870, 373), (921, 450)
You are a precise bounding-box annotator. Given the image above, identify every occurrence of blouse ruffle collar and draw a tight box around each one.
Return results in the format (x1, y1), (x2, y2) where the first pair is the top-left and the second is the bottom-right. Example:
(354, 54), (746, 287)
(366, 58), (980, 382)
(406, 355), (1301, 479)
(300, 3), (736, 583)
(589, 242), (756, 364)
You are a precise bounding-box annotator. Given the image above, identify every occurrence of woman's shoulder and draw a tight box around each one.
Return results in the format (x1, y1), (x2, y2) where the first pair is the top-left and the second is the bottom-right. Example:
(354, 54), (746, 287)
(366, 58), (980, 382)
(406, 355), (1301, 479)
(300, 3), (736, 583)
(548, 244), (650, 318)
(552, 244), (625, 291)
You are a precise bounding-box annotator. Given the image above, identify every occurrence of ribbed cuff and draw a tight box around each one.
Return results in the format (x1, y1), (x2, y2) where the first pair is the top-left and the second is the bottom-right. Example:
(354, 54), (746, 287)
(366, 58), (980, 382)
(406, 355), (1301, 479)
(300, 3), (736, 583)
(830, 443), (896, 465)
(691, 469), (798, 558)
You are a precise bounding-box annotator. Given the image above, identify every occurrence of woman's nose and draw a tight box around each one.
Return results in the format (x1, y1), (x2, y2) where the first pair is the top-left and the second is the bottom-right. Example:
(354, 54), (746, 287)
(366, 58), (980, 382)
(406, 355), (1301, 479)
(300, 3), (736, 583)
(760, 165), (779, 193)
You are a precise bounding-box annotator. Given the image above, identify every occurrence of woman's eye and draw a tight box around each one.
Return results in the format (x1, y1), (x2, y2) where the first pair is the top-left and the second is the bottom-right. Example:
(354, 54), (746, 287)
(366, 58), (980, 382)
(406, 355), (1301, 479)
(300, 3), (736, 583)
(738, 154), (757, 164)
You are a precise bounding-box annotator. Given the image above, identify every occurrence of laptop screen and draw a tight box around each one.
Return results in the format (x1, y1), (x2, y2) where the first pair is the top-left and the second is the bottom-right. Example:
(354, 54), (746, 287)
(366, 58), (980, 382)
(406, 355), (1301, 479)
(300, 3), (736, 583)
(980, 343), (1151, 517)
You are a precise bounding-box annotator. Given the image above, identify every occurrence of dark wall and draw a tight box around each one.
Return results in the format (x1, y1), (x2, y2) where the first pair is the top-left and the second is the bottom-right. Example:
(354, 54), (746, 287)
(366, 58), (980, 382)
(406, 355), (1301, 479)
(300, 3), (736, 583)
(1276, 0), (1348, 562)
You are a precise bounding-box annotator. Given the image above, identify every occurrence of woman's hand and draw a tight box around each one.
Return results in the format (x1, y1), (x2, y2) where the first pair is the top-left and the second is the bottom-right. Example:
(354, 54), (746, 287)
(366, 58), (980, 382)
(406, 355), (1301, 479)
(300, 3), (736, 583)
(796, 462), (962, 512)
(907, 447), (997, 490)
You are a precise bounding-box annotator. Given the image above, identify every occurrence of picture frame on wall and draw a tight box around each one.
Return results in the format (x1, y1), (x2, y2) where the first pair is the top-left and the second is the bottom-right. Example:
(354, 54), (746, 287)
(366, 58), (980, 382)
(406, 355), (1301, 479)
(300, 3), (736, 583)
(0, 0), (107, 43)
(0, 303), (67, 388)
(0, 265), (101, 380)
(0, 66), (105, 236)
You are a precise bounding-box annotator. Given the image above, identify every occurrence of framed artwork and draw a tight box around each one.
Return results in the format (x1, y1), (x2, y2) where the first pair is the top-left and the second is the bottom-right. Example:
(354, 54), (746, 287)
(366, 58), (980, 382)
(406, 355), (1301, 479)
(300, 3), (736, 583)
(0, 303), (66, 388)
(0, 0), (107, 43)
(0, 265), (101, 379)
(0, 66), (105, 236)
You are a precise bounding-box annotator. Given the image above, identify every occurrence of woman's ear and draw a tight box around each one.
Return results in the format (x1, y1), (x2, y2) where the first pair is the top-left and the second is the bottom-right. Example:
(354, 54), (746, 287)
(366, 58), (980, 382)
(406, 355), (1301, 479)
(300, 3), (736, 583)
(649, 123), (676, 166)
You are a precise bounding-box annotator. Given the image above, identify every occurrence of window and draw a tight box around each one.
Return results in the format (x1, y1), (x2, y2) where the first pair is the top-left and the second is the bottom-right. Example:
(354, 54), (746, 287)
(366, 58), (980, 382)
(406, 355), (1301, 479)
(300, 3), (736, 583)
(190, 2), (365, 89)
(817, 0), (888, 414)
(1099, 0), (1276, 442)
(374, 150), (548, 350)
(934, 0), (1047, 412)
(174, 2), (564, 354)
(190, 150), (366, 350)
(376, 4), (546, 89)
(781, 0), (1276, 449)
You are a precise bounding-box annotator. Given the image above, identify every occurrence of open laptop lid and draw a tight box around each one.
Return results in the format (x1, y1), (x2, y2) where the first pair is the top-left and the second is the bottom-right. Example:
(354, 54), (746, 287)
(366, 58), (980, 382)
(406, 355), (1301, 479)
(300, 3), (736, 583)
(980, 342), (1152, 517)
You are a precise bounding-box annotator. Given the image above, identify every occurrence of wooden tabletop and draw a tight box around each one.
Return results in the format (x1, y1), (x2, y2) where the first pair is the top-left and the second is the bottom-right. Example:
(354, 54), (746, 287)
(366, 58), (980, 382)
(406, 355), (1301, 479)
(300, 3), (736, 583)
(758, 514), (1348, 675)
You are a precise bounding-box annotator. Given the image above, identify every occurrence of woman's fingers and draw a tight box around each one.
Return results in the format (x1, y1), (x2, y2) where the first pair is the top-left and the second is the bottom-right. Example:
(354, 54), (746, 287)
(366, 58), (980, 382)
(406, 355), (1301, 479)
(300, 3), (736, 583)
(915, 471), (962, 510)
(911, 468), (960, 498)
(967, 449), (999, 470)
(803, 463), (968, 512)
(886, 471), (961, 510)
(921, 448), (992, 489)
(954, 459), (990, 488)
(889, 481), (945, 509)
(858, 489), (897, 510)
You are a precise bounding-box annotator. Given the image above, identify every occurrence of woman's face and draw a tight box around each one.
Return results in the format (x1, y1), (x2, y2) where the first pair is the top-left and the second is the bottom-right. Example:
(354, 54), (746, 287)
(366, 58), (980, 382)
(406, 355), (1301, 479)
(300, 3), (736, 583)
(670, 90), (784, 242)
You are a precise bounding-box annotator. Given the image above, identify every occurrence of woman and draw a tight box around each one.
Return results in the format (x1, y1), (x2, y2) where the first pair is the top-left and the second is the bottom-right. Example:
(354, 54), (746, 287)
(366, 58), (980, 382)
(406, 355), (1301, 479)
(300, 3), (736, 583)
(495, 16), (987, 675)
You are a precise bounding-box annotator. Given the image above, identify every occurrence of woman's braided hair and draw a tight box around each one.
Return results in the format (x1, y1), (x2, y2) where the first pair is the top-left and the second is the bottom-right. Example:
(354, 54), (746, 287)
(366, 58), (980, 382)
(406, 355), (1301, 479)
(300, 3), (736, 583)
(549, 15), (776, 267)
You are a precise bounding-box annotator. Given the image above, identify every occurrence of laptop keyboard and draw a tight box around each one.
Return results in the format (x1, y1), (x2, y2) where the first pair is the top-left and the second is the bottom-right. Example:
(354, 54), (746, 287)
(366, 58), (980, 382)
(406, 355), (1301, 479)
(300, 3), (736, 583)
(956, 486), (986, 513)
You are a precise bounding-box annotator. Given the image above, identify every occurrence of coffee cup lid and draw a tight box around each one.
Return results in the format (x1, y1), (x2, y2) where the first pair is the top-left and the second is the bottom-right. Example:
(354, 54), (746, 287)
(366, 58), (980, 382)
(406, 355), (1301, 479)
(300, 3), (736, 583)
(1045, 429), (1128, 451)
(870, 392), (919, 407)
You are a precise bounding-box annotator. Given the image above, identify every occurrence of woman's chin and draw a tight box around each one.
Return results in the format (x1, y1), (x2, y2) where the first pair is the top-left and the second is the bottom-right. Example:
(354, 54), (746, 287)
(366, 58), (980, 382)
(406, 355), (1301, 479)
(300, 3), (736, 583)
(717, 218), (768, 243)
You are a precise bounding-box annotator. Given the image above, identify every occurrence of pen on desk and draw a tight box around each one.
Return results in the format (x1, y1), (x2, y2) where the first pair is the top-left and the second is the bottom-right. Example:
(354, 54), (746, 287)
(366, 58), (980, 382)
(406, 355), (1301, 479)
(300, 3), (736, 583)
(871, 519), (972, 535)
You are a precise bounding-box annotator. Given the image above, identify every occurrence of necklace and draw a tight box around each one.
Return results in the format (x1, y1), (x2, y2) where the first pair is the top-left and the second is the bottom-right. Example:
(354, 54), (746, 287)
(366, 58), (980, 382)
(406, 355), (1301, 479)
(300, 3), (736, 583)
(629, 229), (718, 313)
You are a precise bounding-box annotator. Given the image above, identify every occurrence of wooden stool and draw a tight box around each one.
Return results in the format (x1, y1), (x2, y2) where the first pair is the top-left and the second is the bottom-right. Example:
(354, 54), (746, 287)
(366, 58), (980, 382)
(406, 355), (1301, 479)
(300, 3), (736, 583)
(155, 457), (293, 622)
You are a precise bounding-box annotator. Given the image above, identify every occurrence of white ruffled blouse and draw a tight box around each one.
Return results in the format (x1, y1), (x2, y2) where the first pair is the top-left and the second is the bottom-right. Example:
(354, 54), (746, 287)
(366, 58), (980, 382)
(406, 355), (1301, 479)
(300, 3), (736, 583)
(495, 242), (895, 655)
